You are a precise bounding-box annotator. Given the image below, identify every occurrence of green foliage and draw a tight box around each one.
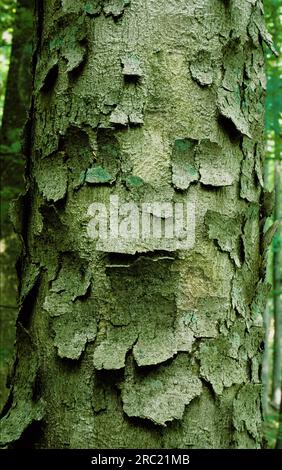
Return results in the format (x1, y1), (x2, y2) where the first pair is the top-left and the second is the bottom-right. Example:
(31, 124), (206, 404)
(265, 0), (282, 137)
(264, 0), (282, 450)
(0, 0), (16, 121)
(0, 0), (16, 36)
(264, 411), (280, 448)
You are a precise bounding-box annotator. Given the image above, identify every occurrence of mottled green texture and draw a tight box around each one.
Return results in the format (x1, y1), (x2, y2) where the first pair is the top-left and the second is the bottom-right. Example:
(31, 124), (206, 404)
(205, 211), (243, 267)
(125, 175), (144, 188)
(0, 0), (269, 449)
(172, 139), (199, 190)
(233, 384), (262, 448)
(0, 326), (45, 446)
(35, 152), (68, 201)
(122, 355), (202, 426)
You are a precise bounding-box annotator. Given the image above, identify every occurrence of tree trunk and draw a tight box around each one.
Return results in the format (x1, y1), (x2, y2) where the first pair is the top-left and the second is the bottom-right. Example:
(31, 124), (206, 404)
(276, 388), (282, 449)
(271, 157), (281, 408)
(0, 0), (269, 449)
(262, 302), (270, 416)
(0, 0), (33, 410)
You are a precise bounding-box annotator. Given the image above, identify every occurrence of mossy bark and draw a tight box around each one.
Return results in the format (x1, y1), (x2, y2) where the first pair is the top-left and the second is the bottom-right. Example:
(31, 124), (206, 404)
(0, 0), (271, 449)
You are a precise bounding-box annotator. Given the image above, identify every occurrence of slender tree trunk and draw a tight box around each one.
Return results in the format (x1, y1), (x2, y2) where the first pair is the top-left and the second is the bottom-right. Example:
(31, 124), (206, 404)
(262, 301), (270, 416)
(276, 388), (282, 449)
(1, 0), (33, 142)
(271, 157), (281, 408)
(261, 158), (270, 417)
(0, 0), (269, 448)
(0, 0), (33, 410)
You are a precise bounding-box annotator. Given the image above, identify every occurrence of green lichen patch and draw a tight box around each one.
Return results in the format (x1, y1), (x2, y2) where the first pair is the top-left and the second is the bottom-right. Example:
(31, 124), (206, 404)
(84, 2), (102, 16)
(125, 175), (144, 188)
(122, 355), (202, 426)
(171, 138), (199, 190)
(85, 166), (114, 184)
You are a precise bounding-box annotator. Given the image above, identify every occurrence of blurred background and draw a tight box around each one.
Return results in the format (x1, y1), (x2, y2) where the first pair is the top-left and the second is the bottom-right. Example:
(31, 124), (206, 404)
(0, 0), (281, 448)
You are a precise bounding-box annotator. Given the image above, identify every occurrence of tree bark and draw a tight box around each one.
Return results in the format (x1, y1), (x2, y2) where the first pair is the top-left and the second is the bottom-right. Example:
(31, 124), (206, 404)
(0, 0), (269, 449)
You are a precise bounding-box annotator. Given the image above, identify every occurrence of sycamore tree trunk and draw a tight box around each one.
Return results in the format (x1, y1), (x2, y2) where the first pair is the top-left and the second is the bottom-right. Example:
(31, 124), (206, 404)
(0, 0), (270, 449)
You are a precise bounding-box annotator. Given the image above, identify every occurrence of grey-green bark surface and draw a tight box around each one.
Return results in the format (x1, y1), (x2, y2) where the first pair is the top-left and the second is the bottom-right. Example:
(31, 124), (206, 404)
(0, 0), (271, 448)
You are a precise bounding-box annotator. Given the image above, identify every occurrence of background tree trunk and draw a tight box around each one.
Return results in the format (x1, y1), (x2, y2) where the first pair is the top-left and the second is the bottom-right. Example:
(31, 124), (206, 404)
(0, 0), (33, 410)
(276, 389), (282, 448)
(262, 302), (270, 416)
(268, 0), (282, 410)
(0, 0), (269, 449)
(271, 156), (282, 409)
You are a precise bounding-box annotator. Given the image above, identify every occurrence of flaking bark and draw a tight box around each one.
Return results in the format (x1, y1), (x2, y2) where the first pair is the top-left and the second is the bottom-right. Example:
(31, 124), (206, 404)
(0, 0), (271, 449)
